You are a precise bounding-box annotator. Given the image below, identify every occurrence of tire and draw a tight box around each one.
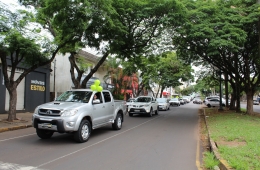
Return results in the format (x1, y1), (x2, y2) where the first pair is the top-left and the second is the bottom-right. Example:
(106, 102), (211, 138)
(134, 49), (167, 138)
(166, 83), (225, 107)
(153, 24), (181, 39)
(112, 114), (122, 130)
(36, 129), (54, 139)
(74, 120), (91, 143)
(149, 108), (153, 117)
(155, 107), (159, 115)
(207, 104), (211, 108)
(168, 106), (170, 110)
(129, 113), (133, 117)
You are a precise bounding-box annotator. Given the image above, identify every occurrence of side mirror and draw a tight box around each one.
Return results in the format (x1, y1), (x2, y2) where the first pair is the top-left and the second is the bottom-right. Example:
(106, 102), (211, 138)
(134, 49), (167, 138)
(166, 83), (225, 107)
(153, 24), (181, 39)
(93, 99), (101, 104)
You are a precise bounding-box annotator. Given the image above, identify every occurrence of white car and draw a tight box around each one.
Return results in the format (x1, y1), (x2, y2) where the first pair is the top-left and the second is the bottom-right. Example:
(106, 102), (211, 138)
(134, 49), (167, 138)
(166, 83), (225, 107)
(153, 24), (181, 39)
(128, 96), (159, 117)
(126, 98), (136, 112)
(169, 98), (180, 106)
(156, 98), (170, 110)
(205, 98), (225, 107)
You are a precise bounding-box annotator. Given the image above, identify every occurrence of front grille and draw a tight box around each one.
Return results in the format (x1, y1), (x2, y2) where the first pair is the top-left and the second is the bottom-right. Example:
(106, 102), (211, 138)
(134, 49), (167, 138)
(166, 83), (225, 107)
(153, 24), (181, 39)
(39, 109), (62, 117)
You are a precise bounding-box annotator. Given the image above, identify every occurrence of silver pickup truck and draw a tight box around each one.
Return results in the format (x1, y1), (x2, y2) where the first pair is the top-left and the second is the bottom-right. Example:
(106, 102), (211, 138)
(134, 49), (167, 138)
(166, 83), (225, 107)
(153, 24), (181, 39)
(32, 89), (126, 143)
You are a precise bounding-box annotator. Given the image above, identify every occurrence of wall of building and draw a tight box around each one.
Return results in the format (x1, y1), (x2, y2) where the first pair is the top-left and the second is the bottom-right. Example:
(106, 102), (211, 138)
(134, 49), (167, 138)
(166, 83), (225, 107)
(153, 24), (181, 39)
(0, 64), (50, 114)
(50, 52), (108, 97)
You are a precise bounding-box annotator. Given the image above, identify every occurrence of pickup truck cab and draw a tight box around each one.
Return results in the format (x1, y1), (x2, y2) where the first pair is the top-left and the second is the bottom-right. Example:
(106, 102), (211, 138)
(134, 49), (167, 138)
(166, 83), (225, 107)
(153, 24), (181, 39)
(32, 89), (126, 143)
(128, 96), (159, 117)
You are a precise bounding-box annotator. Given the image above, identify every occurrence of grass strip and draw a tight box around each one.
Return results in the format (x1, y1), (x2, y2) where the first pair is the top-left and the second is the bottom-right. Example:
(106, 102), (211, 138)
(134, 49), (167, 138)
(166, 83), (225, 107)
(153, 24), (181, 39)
(205, 108), (260, 170)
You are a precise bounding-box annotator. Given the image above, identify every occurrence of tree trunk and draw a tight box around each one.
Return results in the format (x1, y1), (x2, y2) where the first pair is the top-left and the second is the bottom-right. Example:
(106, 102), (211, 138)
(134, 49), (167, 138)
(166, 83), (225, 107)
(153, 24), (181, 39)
(81, 52), (109, 88)
(156, 85), (161, 98)
(160, 87), (164, 98)
(246, 90), (254, 115)
(235, 83), (241, 113)
(224, 72), (229, 107)
(69, 53), (83, 89)
(7, 87), (18, 121)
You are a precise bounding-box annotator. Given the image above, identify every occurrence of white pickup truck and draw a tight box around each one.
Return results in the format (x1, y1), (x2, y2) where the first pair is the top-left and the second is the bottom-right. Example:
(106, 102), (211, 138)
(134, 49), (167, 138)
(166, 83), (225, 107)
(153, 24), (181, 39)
(32, 89), (126, 143)
(128, 96), (159, 117)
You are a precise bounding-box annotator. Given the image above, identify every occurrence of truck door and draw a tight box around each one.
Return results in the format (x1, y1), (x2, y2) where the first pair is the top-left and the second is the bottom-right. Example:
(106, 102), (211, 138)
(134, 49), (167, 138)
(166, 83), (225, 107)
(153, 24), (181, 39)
(102, 91), (114, 122)
(91, 92), (106, 126)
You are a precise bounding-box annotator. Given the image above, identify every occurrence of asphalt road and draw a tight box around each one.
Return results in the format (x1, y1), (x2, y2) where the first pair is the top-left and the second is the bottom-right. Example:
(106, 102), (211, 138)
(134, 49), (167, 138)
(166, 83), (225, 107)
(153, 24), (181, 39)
(0, 103), (202, 170)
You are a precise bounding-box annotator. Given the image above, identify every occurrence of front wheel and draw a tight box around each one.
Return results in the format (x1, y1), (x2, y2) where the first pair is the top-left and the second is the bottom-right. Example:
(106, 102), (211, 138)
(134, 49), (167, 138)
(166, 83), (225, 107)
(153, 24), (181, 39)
(149, 108), (153, 117)
(36, 129), (54, 139)
(112, 114), (122, 130)
(155, 107), (159, 115)
(74, 120), (91, 143)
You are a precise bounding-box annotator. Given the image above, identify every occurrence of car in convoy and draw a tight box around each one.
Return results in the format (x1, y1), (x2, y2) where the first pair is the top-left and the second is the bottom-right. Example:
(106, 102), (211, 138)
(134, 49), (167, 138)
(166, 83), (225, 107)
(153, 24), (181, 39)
(205, 98), (225, 107)
(156, 98), (170, 110)
(128, 96), (159, 117)
(179, 98), (185, 105)
(182, 98), (189, 104)
(253, 100), (259, 105)
(169, 98), (180, 106)
(126, 98), (136, 112)
(193, 98), (202, 104)
(32, 89), (127, 143)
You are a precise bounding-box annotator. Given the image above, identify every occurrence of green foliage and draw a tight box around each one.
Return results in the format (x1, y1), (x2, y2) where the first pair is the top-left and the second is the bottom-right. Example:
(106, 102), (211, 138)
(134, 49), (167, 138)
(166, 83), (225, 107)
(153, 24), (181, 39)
(203, 151), (219, 169)
(76, 55), (92, 72)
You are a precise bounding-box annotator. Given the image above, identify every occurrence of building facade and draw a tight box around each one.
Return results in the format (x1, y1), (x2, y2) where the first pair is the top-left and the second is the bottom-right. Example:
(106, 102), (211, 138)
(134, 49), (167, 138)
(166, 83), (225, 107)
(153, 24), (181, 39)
(0, 61), (50, 113)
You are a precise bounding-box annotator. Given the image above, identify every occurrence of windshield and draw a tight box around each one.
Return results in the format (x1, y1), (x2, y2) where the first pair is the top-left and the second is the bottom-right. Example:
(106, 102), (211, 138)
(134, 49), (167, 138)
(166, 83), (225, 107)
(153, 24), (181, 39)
(136, 97), (151, 102)
(127, 98), (135, 102)
(156, 98), (167, 103)
(56, 91), (93, 103)
(170, 98), (178, 101)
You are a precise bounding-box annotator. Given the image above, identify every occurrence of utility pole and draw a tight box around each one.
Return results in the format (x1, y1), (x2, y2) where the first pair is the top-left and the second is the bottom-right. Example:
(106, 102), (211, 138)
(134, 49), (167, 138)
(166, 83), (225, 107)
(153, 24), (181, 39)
(54, 59), (56, 99)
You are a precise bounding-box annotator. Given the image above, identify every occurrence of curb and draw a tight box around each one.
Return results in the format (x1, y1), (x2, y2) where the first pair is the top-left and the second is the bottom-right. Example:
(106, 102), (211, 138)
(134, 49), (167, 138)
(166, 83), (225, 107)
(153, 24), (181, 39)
(0, 124), (32, 133)
(203, 108), (233, 170)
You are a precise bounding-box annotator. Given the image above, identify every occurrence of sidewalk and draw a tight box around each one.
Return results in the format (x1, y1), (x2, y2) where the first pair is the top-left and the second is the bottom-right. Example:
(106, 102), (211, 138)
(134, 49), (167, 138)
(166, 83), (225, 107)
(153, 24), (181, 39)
(0, 112), (33, 133)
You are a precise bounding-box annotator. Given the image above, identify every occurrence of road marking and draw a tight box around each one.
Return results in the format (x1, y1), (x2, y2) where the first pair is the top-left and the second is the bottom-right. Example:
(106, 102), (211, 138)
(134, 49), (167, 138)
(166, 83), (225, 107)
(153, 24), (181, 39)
(37, 115), (162, 168)
(0, 161), (46, 170)
(0, 133), (36, 142)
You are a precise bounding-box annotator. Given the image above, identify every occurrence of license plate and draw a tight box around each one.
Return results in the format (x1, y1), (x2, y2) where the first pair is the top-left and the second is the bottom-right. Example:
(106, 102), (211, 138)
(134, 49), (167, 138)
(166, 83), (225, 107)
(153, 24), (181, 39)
(134, 110), (140, 112)
(40, 123), (52, 128)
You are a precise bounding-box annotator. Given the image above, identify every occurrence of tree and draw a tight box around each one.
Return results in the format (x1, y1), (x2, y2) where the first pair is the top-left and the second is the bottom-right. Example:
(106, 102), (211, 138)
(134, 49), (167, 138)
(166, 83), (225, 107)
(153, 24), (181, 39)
(173, 0), (260, 114)
(29, 0), (186, 89)
(0, 4), (59, 121)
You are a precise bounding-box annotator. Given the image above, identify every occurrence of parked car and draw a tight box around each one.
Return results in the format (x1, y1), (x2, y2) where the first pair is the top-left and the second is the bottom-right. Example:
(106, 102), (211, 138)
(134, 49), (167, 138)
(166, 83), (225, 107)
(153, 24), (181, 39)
(253, 100), (259, 105)
(156, 98), (170, 110)
(169, 98), (180, 106)
(126, 98), (136, 112)
(32, 89), (127, 143)
(128, 96), (159, 117)
(205, 98), (225, 107)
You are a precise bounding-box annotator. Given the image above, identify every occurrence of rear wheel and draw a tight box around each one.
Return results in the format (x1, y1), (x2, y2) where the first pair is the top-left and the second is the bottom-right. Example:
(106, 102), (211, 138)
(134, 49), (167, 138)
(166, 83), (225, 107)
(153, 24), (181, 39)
(74, 120), (91, 143)
(112, 114), (122, 130)
(36, 129), (54, 139)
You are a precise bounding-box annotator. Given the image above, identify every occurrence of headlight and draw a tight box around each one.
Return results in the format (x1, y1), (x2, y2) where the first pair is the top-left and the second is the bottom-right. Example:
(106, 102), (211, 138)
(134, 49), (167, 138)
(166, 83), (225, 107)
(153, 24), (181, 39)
(143, 104), (149, 107)
(34, 106), (39, 115)
(61, 109), (78, 117)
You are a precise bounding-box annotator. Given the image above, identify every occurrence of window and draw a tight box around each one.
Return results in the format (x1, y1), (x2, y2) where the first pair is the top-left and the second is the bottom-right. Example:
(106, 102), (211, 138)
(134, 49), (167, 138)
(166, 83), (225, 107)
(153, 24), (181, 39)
(102, 92), (111, 103)
(94, 92), (103, 103)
